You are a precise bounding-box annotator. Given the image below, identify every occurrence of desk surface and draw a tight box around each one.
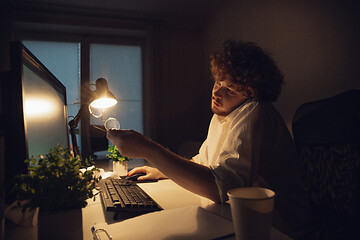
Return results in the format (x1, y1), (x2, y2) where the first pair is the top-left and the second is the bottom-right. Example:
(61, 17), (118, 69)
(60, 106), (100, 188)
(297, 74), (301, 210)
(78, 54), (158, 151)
(83, 179), (292, 240)
(82, 179), (219, 239)
(5, 178), (291, 240)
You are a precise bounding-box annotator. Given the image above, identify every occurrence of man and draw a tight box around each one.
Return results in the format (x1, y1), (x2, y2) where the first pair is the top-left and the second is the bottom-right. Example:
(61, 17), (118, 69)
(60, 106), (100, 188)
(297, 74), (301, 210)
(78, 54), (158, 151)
(107, 40), (312, 237)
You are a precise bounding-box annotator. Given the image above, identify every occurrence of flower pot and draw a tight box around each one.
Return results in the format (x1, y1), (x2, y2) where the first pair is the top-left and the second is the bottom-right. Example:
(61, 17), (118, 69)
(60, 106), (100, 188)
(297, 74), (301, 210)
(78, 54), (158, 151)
(112, 160), (128, 176)
(38, 208), (82, 240)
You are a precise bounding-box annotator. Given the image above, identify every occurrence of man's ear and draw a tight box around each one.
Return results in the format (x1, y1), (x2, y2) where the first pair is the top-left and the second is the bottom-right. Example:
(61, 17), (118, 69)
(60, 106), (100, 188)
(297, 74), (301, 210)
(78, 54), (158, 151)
(246, 86), (256, 99)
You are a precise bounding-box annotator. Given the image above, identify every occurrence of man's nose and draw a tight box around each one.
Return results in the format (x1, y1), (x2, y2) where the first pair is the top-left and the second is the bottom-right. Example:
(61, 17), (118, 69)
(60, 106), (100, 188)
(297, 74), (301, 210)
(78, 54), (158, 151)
(213, 86), (224, 98)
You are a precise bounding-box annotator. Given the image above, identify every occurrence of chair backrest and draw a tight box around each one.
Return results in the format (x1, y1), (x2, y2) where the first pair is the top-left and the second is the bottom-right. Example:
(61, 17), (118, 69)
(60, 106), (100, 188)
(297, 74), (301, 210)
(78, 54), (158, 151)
(292, 89), (360, 216)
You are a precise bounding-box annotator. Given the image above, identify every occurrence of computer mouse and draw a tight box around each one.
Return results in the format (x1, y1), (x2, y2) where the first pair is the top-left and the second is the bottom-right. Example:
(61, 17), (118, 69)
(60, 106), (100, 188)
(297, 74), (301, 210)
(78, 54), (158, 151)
(124, 173), (146, 181)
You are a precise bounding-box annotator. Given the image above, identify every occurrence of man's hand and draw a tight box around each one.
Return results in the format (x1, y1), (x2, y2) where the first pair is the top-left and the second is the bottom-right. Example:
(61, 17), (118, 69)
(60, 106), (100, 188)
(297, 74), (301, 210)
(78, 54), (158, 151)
(106, 129), (153, 159)
(127, 166), (168, 181)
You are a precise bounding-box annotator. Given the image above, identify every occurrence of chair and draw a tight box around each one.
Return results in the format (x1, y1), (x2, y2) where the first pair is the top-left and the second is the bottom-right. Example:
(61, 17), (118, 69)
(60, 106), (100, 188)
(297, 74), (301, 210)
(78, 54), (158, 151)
(292, 89), (360, 239)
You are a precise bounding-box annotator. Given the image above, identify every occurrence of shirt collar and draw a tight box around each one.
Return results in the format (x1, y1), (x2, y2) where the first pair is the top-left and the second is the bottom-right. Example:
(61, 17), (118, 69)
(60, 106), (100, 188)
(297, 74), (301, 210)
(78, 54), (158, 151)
(216, 98), (255, 123)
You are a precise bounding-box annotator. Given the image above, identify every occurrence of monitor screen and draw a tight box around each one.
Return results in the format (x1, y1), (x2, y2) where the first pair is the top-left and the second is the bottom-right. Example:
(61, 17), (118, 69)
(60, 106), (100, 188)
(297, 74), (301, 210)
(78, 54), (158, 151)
(1, 42), (69, 202)
(22, 64), (69, 158)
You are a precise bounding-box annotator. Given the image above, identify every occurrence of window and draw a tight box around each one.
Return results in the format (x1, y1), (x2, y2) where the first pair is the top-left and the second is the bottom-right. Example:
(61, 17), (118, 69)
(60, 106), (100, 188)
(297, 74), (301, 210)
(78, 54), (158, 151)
(23, 39), (144, 167)
(89, 43), (143, 134)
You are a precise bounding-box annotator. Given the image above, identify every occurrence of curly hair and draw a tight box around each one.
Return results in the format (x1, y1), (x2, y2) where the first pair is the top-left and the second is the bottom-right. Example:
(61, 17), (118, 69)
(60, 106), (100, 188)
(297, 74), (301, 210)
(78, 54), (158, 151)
(210, 40), (284, 102)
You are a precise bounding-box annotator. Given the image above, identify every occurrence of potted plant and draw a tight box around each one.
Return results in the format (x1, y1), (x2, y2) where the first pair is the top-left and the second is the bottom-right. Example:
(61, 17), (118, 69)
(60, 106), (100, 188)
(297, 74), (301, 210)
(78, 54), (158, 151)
(106, 145), (130, 176)
(11, 144), (100, 240)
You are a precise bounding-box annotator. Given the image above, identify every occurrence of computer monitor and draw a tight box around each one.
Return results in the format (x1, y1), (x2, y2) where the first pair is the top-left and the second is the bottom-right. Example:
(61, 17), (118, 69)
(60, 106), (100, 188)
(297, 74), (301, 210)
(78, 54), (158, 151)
(1, 42), (70, 202)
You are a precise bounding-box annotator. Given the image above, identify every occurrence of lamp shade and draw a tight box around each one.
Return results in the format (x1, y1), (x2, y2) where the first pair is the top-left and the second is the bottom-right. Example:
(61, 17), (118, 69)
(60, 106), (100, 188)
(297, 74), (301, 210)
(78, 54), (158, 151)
(90, 78), (117, 108)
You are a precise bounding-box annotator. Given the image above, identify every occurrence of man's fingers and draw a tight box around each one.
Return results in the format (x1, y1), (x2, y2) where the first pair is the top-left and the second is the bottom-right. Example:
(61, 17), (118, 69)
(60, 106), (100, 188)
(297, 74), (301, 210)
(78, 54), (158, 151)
(127, 167), (146, 176)
(137, 175), (148, 181)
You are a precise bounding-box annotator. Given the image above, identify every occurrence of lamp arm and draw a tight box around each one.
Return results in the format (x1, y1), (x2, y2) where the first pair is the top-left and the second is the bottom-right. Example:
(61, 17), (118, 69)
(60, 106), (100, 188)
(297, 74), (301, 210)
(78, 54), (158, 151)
(68, 78), (115, 160)
(69, 104), (87, 159)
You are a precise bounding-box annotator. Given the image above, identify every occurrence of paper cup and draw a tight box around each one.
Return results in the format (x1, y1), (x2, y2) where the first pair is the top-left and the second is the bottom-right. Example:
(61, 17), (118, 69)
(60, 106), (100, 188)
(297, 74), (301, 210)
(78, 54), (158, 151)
(227, 187), (275, 240)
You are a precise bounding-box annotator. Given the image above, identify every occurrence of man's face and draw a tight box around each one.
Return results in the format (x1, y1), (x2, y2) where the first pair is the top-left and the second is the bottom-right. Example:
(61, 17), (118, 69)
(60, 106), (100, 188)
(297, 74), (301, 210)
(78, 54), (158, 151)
(211, 79), (248, 116)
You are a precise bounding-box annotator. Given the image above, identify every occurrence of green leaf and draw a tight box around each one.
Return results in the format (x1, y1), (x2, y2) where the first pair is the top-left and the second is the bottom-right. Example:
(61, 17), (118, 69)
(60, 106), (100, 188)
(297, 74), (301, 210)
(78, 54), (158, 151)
(106, 145), (130, 162)
(11, 144), (100, 214)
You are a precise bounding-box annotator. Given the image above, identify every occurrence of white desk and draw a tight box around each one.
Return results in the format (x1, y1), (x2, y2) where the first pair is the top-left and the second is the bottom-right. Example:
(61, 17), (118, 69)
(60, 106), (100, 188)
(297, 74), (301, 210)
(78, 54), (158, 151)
(83, 179), (292, 240)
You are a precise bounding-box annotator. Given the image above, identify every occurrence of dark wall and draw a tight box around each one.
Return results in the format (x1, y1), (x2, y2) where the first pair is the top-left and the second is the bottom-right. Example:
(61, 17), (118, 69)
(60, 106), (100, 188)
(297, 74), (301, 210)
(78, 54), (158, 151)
(0, 5), (12, 239)
(149, 25), (210, 152)
(0, 7), (12, 72)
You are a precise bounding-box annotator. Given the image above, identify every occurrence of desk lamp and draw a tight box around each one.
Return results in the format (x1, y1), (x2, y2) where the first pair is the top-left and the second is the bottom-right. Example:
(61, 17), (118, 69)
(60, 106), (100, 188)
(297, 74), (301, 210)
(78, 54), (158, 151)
(69, 78), (117, 159)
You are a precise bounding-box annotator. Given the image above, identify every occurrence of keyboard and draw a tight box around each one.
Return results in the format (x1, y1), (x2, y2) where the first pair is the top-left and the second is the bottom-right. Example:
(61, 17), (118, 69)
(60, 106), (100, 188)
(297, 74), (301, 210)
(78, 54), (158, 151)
(99, 178), (162, 219)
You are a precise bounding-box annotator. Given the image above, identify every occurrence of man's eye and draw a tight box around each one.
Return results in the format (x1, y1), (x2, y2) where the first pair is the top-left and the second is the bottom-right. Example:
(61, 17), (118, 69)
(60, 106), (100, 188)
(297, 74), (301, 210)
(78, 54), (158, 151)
(227, 88), (234, 94)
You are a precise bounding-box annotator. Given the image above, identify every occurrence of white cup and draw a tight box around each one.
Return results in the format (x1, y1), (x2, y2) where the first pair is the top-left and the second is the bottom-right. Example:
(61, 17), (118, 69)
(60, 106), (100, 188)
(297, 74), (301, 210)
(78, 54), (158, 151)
(227, 187), (275, 240)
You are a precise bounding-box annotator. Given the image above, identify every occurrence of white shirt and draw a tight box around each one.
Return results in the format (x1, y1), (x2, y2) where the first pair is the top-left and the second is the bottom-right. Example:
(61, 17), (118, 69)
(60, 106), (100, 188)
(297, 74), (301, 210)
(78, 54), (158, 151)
(193, 99), (312, 236)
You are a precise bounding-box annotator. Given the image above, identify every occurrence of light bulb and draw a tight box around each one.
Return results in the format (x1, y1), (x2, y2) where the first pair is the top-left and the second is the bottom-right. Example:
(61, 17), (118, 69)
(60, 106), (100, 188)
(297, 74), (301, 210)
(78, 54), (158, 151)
(90, 98), (117, 109)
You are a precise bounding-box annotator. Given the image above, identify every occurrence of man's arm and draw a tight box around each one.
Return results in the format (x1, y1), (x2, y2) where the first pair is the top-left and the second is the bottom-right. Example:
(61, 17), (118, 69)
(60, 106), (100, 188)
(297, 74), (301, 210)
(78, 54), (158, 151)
(107, 129), (221, 203)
